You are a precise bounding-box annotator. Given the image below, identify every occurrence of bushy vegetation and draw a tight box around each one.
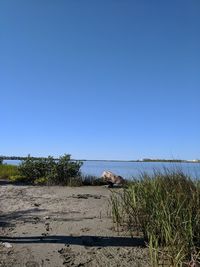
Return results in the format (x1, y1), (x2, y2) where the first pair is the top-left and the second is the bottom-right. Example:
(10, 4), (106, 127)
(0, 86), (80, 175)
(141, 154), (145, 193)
(110, 170), (200, 266)
(16, 154), (83, 185)
(0, 165), (19, 179)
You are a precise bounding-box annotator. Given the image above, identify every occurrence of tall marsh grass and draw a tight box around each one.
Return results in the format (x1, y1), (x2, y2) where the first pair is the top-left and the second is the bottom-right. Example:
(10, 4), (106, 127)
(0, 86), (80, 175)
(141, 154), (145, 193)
(0, 164), (19, 179)
(110, 170), (200, 266)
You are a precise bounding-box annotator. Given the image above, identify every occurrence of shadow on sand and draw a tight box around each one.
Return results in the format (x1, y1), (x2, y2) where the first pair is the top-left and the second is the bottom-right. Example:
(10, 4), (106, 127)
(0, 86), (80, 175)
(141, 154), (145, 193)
(0, 179), (30, 186)
(0, 234), (145, 247)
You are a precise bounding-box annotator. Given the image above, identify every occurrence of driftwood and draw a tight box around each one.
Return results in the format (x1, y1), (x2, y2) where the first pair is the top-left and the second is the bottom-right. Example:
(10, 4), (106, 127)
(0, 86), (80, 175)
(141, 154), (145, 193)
(101, 171), (125, 187)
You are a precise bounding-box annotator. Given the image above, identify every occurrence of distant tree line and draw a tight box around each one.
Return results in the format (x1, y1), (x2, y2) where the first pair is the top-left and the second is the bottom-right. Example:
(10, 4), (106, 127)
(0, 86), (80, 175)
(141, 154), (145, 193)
(0, 155), (59, 161)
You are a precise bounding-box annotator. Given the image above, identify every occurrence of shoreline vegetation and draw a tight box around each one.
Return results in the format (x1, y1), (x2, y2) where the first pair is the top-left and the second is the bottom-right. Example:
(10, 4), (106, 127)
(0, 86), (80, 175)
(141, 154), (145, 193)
(1, 155), (200, 163)
(0, 154), (106, 186)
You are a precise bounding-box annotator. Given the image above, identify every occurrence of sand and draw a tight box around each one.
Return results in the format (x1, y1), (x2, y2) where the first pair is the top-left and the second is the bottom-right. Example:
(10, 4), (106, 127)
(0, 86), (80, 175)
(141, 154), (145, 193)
(0, 183), (149, 267)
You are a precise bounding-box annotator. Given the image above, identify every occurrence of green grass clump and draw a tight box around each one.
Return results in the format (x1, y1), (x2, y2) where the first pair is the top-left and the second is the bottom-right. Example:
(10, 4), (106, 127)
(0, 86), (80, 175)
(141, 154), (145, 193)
(110, 170), (200, 266)
(0, 165), (19, 179)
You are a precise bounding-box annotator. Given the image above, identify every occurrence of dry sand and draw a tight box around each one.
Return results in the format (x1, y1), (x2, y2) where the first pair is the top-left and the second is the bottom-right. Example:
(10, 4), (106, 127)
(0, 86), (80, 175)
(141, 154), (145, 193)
(0, 182), (149, 267)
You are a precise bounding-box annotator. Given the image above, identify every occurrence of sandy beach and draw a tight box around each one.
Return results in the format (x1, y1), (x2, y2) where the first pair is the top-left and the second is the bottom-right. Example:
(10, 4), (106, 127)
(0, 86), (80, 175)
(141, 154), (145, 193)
(0, 183), (149, 267)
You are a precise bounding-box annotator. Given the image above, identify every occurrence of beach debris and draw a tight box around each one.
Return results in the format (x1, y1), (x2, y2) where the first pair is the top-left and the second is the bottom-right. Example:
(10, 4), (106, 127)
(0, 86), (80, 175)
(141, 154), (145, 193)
(33, 203), (40, 207)
(43, 216), (50, 220)
(1, 242), (12, 248)
(101, 170), (125, 188)
(41, 233), (48, 237)
(72, 194), (88, 199)
(81, 227), (90, 232)
(72, 194), (102, 199)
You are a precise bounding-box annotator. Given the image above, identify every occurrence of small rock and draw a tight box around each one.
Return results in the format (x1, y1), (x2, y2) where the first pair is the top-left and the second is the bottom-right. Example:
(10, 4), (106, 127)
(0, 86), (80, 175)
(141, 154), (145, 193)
(2, 242), (12, 248)
(44, 216), (50, 220)
(34, 203), (40, 207)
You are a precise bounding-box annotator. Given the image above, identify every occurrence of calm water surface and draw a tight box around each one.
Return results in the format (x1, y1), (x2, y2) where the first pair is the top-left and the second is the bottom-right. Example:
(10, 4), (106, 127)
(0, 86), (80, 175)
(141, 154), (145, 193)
(81, 161), (200, 179)
(4, 160), (200, 179)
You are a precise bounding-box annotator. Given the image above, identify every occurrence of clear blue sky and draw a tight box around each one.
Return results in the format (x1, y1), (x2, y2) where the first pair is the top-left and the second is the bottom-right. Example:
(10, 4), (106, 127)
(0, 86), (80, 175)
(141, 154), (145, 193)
(1, 1), (199, 160)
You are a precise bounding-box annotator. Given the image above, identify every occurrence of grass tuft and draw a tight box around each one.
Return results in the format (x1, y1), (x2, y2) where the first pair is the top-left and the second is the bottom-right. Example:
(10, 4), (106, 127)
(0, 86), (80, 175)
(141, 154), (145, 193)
(110, 169), (200, 266)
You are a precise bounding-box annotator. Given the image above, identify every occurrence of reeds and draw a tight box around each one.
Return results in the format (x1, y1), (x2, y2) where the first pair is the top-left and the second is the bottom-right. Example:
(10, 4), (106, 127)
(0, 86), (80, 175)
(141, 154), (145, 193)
(110, 169), (200, 266)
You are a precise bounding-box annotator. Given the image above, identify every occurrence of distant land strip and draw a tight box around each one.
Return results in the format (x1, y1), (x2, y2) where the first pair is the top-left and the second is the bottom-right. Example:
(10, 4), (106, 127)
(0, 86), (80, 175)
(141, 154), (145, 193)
(1, 156), (200, 163)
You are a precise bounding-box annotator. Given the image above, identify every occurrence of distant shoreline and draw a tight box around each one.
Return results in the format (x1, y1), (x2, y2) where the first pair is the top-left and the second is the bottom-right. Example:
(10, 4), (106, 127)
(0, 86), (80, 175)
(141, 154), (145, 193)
(80, 159), (200, 163)
(1, 156), (200, 163)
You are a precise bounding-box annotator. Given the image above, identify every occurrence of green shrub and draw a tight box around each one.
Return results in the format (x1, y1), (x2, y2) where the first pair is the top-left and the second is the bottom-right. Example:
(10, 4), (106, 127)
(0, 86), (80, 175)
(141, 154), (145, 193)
(110, 170), (200, 266)
(18, 154), (83, 186)
(0, 165), (19, 179)
(18, 156), (56, 182)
